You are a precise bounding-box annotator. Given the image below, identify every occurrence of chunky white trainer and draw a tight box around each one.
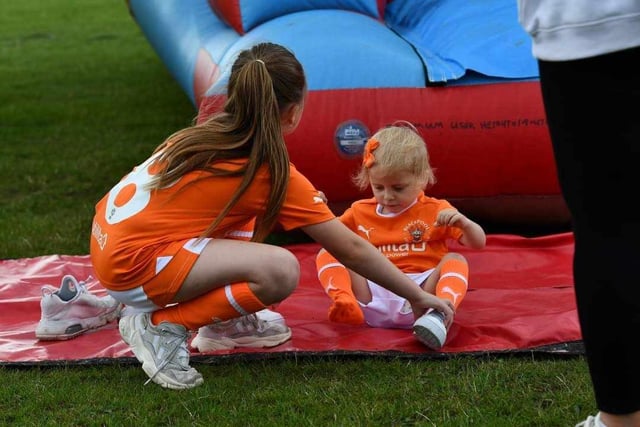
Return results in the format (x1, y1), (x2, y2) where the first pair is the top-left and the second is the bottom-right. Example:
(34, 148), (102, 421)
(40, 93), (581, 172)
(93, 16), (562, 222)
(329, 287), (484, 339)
(119, 313), (204, 390)
(191, 309), (292, 352)
(575, 413), (602, 427)
(412, 309), (447, 350)
(35, 275), (122, 340)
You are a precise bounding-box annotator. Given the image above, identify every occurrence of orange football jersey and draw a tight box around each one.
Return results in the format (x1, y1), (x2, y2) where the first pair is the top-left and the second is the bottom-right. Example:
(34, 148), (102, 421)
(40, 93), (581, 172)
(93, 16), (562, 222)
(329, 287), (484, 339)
(90, 153), (334, 289)
(339, 193), (463, 273)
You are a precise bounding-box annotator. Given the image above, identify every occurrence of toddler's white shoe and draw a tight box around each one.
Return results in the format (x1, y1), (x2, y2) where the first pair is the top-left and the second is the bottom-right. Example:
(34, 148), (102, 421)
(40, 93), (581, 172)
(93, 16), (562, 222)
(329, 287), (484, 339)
(412, 309), (447, 350)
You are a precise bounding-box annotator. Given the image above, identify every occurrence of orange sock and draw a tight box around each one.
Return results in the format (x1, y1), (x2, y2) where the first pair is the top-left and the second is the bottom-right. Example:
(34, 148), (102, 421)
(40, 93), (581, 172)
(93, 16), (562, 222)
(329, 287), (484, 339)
(315, 249), (364, 325)
(151, 281), (266, 331)
(435, 258), (469, 310)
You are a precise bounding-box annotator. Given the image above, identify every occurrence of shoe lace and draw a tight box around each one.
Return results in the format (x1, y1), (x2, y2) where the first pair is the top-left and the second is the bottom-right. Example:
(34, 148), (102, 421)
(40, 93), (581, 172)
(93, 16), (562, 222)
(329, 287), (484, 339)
(211, 313), (261, 331)
(144, 324), (190, 386)
(75, 279), (89, 294)
(238, 313), (261, 329)
(76, 275), (98, 294)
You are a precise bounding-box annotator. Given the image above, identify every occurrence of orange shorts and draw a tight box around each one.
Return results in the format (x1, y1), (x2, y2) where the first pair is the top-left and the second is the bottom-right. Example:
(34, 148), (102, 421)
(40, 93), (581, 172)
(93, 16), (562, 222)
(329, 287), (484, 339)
(105, 237), (211, 311)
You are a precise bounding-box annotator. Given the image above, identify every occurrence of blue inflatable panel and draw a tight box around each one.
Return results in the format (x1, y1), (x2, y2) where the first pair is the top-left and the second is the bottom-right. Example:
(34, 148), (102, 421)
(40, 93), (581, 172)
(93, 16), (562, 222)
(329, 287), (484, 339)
(129, 0), (239, 104)
(386, 0), (538, 83)
(226, 0), (383, 33)
(207, 9), (427, 96)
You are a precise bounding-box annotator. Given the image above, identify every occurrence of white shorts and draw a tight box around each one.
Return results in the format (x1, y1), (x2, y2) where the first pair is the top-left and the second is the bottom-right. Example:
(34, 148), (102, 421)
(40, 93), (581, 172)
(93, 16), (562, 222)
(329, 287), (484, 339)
(360, 269), (434, 329)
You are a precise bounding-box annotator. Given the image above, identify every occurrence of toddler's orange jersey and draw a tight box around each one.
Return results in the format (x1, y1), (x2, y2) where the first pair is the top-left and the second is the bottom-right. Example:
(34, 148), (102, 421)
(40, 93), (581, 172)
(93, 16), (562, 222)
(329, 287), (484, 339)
(90, 153), (334, 289)
(339, 193), (463, 273)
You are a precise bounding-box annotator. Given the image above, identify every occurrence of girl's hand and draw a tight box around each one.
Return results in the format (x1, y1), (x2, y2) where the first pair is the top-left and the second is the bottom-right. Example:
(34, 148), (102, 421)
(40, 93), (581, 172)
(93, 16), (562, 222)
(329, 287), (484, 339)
(410, 292), (455, 329)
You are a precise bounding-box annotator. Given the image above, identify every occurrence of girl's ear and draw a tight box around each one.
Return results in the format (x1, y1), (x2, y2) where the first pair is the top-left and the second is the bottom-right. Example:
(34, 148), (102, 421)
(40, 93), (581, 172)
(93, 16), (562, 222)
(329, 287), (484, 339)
(281, 103), (303, 134)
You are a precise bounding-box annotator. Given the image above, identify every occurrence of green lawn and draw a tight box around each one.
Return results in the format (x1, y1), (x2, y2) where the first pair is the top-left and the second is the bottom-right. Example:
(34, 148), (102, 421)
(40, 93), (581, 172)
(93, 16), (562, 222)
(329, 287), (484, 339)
(0, 1), (593, 425)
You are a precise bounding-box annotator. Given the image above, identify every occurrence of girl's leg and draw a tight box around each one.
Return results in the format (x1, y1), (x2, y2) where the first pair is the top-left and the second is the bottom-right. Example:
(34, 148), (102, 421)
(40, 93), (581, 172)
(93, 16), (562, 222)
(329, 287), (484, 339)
(153, 239), (300, 330)
(118, 238), (300, 390)
(421, 253), (469, 310)
(413, 253), (468, 350)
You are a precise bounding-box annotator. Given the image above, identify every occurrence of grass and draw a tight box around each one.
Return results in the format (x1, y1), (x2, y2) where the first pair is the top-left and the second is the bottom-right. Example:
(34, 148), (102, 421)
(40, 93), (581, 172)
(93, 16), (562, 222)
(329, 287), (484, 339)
(1, 357), (593, 426)
(0, 1), (594, 425)
(1, 0), (195, 258)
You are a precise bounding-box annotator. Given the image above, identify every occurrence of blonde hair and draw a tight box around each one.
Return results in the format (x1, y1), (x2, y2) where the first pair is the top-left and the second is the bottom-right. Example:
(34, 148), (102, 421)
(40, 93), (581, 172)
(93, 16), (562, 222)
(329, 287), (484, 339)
(353, 121), (436, 190)
(145, 43), (306, 242)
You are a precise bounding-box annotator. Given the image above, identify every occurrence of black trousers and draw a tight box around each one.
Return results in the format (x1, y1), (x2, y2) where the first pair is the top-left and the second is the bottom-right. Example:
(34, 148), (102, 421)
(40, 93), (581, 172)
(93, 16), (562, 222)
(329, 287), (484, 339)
(538, 47), (640, 414)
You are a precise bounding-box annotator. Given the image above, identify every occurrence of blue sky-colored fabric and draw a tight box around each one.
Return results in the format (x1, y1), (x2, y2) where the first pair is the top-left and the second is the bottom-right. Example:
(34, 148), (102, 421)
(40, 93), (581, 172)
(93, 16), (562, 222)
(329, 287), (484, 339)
(385, 0), (538, 82)
(207, 9), (426, 95)
(129, 0), (539, 105)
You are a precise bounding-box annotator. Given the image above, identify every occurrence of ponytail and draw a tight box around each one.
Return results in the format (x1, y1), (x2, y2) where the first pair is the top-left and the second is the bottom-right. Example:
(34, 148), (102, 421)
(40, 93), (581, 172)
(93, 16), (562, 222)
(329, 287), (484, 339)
(147, 42), (306, 242)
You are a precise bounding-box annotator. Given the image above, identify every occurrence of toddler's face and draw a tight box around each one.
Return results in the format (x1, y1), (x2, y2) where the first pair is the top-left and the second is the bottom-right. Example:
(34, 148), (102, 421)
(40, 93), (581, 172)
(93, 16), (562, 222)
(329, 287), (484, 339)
(368, 168), (424, 214)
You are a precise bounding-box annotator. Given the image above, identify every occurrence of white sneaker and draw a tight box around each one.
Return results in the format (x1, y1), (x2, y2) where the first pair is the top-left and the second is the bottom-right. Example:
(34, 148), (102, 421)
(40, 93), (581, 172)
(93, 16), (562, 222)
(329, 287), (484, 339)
(575, 413), (602, 427)
(191, 309), (292, 352)
(412, 310), (447, 350)
(35, 275), (122, 340)
(119, 313), (204, 390)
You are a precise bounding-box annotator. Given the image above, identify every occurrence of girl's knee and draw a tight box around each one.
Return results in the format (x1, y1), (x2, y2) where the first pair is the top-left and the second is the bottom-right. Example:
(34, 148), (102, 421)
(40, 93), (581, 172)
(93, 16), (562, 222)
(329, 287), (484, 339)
(443, 252), (467, 263)
(269, 247), (300, 298)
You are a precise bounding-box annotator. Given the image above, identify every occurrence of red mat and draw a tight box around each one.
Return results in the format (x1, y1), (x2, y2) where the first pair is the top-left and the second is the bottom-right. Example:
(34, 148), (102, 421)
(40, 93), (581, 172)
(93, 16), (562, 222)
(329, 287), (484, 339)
(0, 233), (581, 365)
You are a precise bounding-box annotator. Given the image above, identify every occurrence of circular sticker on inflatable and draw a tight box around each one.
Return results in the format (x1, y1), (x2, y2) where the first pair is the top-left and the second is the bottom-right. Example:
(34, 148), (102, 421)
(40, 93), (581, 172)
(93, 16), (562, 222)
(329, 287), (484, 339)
(334, 120), (370, 159)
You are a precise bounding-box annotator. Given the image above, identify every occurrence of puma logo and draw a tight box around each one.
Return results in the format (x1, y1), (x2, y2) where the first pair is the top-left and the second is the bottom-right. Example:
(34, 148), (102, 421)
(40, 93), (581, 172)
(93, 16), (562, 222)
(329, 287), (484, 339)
(325, 277), (338, 294)
(357, 225), (374, 239)
(440, 286), (463, 305)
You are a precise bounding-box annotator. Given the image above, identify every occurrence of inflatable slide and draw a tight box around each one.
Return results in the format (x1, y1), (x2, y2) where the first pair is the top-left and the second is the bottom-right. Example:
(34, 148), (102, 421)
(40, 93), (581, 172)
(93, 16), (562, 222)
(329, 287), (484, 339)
(126, 0), (570, 227)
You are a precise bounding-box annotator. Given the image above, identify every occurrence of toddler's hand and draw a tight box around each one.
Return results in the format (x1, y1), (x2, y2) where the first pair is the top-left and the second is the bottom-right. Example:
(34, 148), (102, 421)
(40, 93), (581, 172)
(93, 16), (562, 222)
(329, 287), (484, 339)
(435, 209), (464, 227)
(315, 190), (328, 204)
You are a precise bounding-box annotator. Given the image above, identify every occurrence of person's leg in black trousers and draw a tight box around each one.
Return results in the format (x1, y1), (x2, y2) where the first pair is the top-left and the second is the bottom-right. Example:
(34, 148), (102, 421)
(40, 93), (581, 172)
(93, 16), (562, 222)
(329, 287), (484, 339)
(538, 47), (640, 423)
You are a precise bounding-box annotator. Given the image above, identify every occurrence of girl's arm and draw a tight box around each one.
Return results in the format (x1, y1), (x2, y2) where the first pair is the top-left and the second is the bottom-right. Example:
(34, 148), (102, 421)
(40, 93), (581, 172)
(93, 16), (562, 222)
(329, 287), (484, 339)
(456, 216), (486, 249)
(302, 218), (455, 321)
